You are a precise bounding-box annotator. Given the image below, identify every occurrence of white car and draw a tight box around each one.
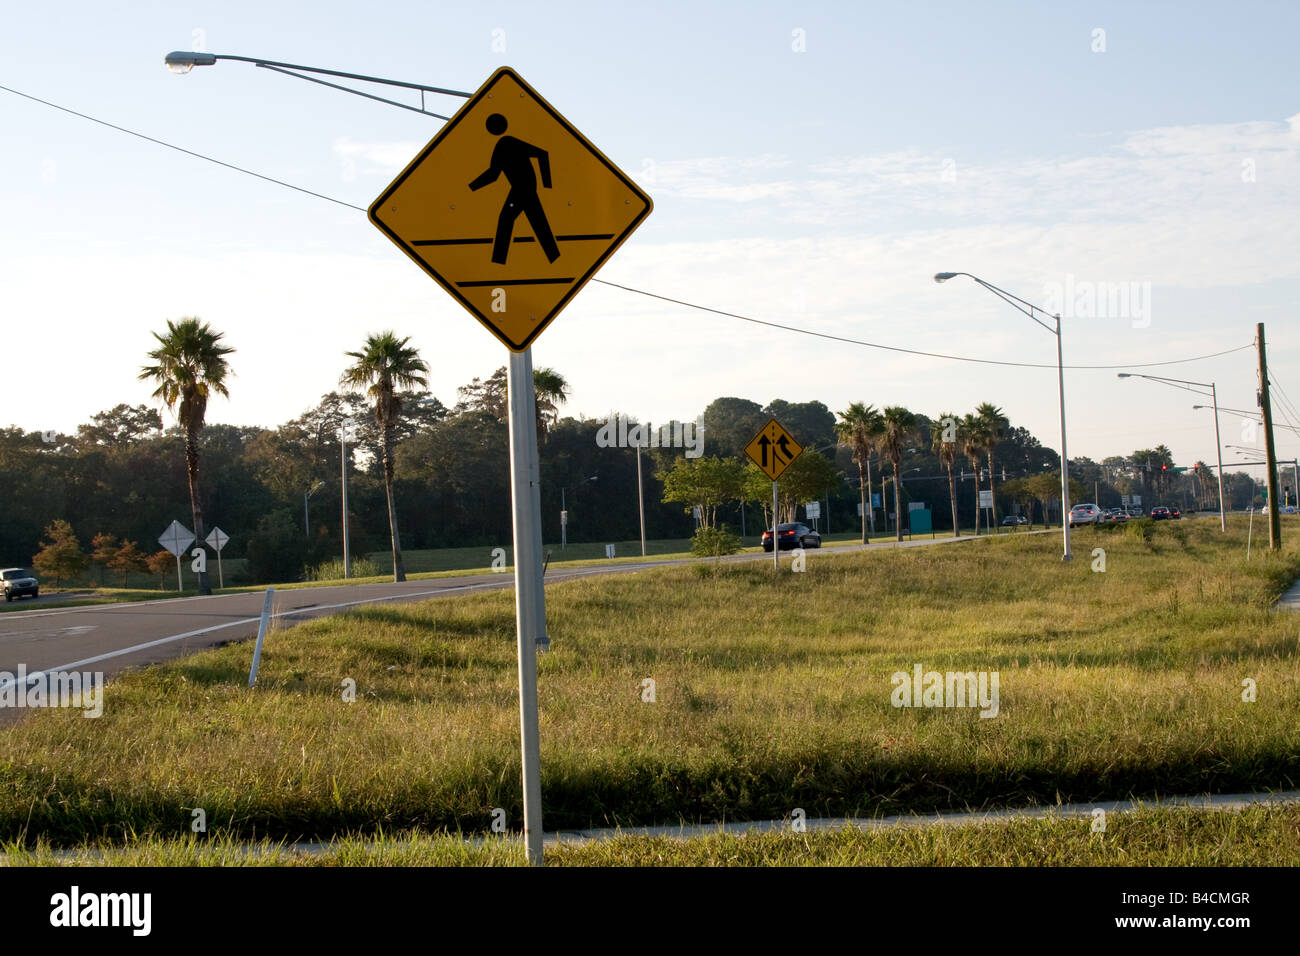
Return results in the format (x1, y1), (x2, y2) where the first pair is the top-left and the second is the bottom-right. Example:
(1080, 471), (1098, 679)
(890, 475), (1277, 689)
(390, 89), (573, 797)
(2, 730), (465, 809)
(1068, 503), (1103, 528)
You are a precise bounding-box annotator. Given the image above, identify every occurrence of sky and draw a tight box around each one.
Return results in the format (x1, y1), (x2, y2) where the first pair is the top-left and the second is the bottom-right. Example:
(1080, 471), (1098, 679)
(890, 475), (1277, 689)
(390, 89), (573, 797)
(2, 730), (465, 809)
(3, 0), (1299, 474)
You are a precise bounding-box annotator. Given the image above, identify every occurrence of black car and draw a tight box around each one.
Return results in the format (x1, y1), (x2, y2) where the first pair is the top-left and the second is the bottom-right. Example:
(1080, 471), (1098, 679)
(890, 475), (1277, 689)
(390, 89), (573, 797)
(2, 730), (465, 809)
(1150, 507), (1171, 520)
(1, 567), (39, 601)
(762, 522), (821, 551)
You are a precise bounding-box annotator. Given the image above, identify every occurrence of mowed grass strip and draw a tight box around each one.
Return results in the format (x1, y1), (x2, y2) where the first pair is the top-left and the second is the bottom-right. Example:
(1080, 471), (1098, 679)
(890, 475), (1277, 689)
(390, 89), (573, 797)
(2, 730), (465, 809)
(5, 804), (1298, 866)
(1, 518), (1298, 846)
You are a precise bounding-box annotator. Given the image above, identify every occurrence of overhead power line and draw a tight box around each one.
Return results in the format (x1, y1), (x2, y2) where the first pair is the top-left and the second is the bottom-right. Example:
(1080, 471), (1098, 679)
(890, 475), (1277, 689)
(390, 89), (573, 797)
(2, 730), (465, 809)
(0, 82), (1260, 373)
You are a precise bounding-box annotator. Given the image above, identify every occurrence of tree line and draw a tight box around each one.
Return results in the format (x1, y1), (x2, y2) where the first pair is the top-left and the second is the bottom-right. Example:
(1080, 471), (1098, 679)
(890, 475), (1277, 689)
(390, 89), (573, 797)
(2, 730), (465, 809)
(2, 317), (1261, 587)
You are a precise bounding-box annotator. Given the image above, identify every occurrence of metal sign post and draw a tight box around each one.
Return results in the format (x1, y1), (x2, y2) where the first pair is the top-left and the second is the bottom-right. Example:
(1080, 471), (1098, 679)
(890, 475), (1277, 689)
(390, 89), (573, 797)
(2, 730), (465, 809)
(157, 520), (195, 593)
(772, 480), (779, 569)
(205, 527), (229, 590)
(507, 348), (546, 866)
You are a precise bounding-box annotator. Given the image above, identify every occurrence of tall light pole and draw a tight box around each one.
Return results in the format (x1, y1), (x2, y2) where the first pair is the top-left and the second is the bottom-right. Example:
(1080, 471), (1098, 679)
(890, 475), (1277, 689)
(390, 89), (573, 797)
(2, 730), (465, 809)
(340, 422), (351, 578)
(1117, 373), (1226, 532)
(560, 475), (598, 550)
(935, 272), (1071, 559)
(304, 480), (325, 538)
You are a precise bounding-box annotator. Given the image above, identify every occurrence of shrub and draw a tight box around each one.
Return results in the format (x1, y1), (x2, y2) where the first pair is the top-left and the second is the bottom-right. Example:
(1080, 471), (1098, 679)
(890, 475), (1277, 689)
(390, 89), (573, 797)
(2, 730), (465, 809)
(690, 525), (742, 558)
(306, 556), (381, 581)
(244, 510), (309, 584)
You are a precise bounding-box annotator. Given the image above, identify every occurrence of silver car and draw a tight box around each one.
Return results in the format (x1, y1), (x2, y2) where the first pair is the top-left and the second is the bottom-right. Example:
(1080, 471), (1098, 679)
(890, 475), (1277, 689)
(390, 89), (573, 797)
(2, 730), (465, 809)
(1068, 503), (1103, 528)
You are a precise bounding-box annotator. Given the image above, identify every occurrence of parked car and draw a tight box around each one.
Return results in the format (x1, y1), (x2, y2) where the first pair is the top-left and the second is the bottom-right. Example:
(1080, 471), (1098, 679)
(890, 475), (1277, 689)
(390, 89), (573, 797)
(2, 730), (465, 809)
(762, 522), (821, 551)
(1, 567), (39, 602)
(1000, 515), (1027, 526)
(1068, 503), (1103, 528)
(1150, 507), (1171, 520)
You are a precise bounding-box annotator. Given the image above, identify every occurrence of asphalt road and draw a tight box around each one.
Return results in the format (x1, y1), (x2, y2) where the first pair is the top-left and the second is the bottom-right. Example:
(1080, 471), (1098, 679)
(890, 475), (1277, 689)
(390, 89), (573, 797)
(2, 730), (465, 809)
(0, 529), (1049, 699)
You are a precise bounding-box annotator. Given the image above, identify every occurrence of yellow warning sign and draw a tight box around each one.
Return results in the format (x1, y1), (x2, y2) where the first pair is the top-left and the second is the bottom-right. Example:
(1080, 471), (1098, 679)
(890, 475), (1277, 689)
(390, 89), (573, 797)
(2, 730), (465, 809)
(368, 66), (653, 351)
(745, 419), (803, 481)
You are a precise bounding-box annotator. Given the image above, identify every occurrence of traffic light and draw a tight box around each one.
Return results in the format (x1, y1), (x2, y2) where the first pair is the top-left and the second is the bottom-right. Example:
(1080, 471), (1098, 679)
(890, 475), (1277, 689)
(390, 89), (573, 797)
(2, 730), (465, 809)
(1161, 464), (1168, 472)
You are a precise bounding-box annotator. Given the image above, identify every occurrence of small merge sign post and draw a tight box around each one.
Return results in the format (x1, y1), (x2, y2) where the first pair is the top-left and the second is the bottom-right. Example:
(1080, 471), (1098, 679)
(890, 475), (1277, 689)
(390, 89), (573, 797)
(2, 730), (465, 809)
(205, 527), (229, 590)
(368, 67), (652, 867)
(158, 520), (195, 592)
(745, 419), (803, 569)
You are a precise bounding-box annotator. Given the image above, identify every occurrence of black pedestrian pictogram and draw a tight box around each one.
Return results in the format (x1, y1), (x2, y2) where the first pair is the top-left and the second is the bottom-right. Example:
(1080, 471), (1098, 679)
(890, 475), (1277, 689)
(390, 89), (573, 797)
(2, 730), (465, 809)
(468, 113), (561, 265)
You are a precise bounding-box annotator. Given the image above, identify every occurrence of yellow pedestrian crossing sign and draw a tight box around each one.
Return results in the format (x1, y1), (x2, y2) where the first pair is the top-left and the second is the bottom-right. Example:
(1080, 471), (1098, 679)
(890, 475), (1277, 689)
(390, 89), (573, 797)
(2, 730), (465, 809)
(368, 66), (653, 351)
(746, 419), (803, 481)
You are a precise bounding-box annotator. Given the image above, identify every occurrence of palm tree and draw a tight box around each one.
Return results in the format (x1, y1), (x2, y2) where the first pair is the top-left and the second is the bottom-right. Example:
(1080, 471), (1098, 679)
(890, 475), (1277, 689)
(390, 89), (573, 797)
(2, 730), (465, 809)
(876, 406), (917, 541)
(961, 413), (984, 534)
(139, 317), (234, 596)
(340, 331), (429, 583)
(932, 413), (961, 537)
(835, 402), (882, 543)
(975, 402), (1009, 527)
(532, 367), (571, 440)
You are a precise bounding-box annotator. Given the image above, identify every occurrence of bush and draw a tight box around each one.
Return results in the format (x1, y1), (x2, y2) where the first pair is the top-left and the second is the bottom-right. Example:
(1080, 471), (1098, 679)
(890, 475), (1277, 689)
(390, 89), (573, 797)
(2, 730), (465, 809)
(1125, 518), (1156, 544)
(306, 556), (381, 581)
(690, 525), (742, 558)
(244, 510), (309, 584)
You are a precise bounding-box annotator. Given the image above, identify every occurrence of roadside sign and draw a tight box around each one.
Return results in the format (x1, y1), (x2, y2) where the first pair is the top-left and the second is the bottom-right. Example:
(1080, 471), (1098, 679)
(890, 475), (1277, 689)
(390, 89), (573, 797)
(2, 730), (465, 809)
(1132, 495), (1142, 506)
(368, 66), (653, 351)
(872, 493), (881, 508)
(978, 489), (994, 509)
(1121, 495), (1130, 506)
(605, 544), (615, 558)
(205, 526), (229, 590)
(745, 419), (803, 481)
(158, 520), (194, 556)
(857, 502), (864, 517)
(158, 520), (194, 593)
(805, 501), (820, 519)
(908, 501), (924, 511)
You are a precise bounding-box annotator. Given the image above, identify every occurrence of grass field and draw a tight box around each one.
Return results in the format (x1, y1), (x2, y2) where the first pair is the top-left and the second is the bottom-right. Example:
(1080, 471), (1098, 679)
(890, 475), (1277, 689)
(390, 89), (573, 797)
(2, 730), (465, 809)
(2, 516), (1298, 852)
(4, 804), (1296, 866)
(2, 523), (1011, 610)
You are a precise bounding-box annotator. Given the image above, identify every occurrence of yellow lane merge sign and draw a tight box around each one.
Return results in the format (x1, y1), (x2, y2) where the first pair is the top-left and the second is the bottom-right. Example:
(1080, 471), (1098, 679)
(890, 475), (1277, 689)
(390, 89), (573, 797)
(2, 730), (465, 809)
(368, 66), (653, 351)
(745, 419), (803, 481)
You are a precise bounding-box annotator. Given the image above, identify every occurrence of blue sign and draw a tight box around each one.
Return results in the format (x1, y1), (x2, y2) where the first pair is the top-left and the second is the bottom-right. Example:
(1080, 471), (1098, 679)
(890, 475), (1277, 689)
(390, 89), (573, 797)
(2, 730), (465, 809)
(871, 493), (882, 508)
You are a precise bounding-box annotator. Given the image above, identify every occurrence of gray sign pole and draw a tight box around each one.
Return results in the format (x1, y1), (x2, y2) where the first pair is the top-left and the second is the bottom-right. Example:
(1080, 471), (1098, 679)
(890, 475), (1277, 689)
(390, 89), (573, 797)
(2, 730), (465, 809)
(772, 480), (779, 570)
(506, 347), (545, 866)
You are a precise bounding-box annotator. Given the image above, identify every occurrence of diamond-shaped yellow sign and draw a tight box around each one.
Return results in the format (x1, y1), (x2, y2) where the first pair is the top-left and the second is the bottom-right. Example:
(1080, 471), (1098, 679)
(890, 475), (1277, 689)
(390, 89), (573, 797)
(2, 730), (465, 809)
(368, 66), (653, 351)
(745, 419), (803, 481)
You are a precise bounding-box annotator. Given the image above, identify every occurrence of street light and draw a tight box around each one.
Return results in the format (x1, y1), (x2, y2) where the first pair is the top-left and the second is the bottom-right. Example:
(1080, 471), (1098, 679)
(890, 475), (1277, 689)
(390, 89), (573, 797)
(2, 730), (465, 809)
(935, 272), (1071, 559)
(560, 475), (598, 550)
(1117, 373), (1226, 531)
(1227, 445), (1299, 508)
(304, 480), (325, 538)
(163, 51), (469, 118)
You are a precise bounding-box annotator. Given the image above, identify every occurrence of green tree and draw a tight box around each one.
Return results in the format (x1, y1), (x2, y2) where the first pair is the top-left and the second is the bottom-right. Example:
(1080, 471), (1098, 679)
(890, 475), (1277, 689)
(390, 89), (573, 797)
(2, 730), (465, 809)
(107, 539), (149, 587)
(340, 331), (429, 582)
(962, 413), (985, 534)
(138, 317), (235, 596)
(658, 456), (744, 529)
(245, 509), (310, 584)
(698, 397), (767, 459)
(974, 402), (1009, 528)
(741, 462), (775, 530)
(931, 412), (961, 536)
(775, 451), (841, 522)
(835, 402), (882, 543)
(32, 519), (89, 588)
(876, 406), (917, 541)
(532, 367), (570, 440)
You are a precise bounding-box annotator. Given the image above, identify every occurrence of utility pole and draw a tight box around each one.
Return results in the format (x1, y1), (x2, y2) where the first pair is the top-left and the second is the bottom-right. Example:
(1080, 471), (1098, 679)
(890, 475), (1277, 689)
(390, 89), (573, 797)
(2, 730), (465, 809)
(1258, 322), (1282, 550)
